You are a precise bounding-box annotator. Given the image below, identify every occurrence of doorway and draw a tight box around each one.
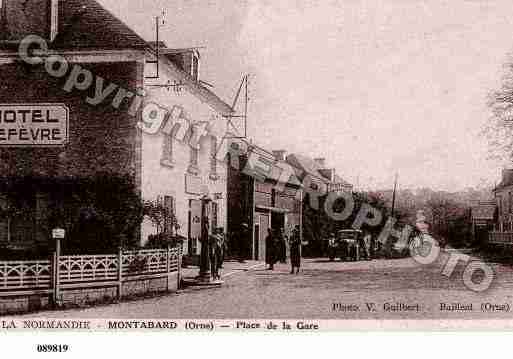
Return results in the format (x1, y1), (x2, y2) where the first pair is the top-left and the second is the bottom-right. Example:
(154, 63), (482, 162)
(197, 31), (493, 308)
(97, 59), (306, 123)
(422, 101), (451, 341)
(257, 213), (269, 261)
(253, 224), (259, 260)
(271, 212), (285, 232)
(188, 199), (202, 256)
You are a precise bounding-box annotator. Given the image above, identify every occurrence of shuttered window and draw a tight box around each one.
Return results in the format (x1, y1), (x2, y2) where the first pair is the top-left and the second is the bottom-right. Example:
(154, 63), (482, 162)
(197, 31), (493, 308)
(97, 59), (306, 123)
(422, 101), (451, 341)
(163, 195), (176, 234)
(210, 136), (218, 175)
(211, 202), (218, 230)
(161, 133), (174, 167)
(190, 146), (199, 167)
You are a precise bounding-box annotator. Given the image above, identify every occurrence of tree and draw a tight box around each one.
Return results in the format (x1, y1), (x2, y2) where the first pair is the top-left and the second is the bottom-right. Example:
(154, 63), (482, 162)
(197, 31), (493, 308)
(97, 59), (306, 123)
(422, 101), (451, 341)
(142, 199), (183, 248)
(484, 55), (513, 162)
(61, 174), (144, 254)
(425, 196), (471, 248)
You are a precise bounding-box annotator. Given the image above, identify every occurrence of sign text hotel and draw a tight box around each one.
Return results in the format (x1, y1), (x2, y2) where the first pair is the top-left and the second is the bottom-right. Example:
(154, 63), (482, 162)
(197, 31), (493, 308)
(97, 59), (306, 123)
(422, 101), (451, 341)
(0, 104), (69, 146)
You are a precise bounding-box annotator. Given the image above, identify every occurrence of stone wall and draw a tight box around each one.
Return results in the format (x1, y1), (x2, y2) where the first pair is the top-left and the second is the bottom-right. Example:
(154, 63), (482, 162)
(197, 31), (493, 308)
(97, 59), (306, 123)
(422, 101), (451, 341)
(0, 272), (179, 316)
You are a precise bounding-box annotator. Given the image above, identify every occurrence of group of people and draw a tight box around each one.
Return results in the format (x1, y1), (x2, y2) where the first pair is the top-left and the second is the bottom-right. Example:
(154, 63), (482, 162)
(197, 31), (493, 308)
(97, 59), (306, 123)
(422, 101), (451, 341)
(205, 224), (303, 280)
(265, 225), (302, 274)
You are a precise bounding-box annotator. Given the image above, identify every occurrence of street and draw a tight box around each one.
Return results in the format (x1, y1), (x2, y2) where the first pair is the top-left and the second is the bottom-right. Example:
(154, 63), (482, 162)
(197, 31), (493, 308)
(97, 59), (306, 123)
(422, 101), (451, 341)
(13, 250), (513, 320)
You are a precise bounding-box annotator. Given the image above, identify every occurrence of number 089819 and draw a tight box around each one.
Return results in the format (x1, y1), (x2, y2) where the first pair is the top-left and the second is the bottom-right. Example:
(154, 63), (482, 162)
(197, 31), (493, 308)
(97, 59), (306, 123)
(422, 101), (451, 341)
(36, 345), (69, 353)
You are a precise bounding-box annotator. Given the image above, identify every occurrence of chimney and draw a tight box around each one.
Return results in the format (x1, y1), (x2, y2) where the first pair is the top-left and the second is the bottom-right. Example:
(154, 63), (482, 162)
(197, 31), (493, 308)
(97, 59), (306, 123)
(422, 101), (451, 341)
(314, 158), (326, 167)
(2, 0), (59, 42)
(272, 150), (286, 161)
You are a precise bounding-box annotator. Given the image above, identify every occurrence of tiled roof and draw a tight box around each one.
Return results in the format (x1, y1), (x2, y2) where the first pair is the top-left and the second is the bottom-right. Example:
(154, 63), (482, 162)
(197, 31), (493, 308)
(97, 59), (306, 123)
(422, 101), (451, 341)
(286, 153), (330, 183)
(0, 0), (234, 113)
(286, 153), (352, 188)
(52, 0), (148, 49)
(268, 160), (302, 187)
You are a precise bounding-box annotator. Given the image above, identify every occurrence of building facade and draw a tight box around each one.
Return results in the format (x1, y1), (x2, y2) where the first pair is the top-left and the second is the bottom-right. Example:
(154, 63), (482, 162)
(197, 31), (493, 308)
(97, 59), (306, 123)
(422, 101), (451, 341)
(140, 42), (232, 256)
(489, 169), (513, 245)
(0, 0), (233, 256)
(227, 142), (302, 261)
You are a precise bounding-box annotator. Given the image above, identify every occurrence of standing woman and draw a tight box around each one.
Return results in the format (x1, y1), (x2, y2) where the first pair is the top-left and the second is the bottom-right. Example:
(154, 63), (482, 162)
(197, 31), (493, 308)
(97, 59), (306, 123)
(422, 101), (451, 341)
(265, 228), (275, 270)
(289, 225), (301, 274)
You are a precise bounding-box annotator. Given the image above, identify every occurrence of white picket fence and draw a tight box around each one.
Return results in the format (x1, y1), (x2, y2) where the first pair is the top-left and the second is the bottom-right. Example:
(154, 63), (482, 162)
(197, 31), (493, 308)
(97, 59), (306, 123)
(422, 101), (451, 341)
(489, 231), (513, 245)
(0, 247), (182, 297)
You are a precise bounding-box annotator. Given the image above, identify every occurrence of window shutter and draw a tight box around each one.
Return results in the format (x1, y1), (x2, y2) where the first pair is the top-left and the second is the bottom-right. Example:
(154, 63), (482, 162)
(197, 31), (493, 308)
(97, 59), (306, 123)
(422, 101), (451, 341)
(161, 133), (174, 166)
(210, 136), (217, 174)
(164, 195), (174, 233)
(190, 146), (199, 167)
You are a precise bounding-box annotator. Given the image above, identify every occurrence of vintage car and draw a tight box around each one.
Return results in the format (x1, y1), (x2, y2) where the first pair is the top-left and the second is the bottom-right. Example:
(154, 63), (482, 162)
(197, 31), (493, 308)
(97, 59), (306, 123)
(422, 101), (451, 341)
(327, 229), (363, 261)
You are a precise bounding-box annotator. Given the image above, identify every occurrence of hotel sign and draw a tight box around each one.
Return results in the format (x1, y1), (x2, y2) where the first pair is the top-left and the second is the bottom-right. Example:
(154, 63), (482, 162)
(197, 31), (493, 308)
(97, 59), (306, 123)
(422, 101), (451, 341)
(0, 104), (69, 146)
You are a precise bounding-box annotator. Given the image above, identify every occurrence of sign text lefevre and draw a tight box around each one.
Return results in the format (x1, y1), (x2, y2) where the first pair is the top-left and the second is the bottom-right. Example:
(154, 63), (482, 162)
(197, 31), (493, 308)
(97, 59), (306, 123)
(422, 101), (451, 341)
(0, 104), (69, 146)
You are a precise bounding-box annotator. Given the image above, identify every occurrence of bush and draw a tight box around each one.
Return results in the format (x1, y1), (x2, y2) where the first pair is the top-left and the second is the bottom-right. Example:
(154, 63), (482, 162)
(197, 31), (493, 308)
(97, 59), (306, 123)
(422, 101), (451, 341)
(145, 233), (186, 249)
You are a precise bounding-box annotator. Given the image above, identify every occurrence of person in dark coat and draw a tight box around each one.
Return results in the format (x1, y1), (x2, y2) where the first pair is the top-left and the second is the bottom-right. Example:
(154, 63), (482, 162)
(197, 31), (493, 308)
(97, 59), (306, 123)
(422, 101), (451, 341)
(238, 223), (249, 263)
(265, 228), (275, 270)
(208, 230), (219, 281)
(362, 231), (372, 260)
(289, 225), (301, 274)
(278, 228), (287, 263)
(217, 227), (227, 268)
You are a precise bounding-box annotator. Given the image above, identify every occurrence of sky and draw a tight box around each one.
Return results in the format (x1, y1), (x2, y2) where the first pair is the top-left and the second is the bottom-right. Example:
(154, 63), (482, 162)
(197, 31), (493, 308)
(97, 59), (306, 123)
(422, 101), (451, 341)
(101, 0), (513, 191)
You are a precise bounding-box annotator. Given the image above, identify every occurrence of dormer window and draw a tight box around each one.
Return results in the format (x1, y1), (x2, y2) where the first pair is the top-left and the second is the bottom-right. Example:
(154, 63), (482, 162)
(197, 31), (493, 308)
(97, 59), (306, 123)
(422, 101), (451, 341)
(157, 45), (201, 81)
(1, 0), (59, 42)
(191, 51), (200, 81)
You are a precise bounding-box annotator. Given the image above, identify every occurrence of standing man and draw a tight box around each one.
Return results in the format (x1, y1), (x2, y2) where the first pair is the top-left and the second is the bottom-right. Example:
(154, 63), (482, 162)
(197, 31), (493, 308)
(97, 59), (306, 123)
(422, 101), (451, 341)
(289, 225), (301, 274)
(208, 229), (219, 281)
(209, 228), (224, 281)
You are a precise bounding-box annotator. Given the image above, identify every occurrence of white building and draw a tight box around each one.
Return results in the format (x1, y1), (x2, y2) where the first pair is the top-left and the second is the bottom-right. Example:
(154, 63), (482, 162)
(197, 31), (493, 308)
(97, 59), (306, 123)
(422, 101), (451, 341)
(140, 44), (234, 256)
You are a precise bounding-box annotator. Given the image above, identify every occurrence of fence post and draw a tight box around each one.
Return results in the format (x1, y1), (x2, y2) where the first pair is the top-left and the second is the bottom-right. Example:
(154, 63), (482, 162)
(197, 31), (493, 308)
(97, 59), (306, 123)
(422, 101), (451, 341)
(51, 252), (57, 306)
(166, 245), (171, 292)
(52, 238), (61, 307)
(177, 243), (182, 289)
(117, 247), (123, 301)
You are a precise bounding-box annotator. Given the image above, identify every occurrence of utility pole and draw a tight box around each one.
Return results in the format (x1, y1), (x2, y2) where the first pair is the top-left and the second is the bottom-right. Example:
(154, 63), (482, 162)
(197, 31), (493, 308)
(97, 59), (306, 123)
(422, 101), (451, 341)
(391, 173), (398, 217)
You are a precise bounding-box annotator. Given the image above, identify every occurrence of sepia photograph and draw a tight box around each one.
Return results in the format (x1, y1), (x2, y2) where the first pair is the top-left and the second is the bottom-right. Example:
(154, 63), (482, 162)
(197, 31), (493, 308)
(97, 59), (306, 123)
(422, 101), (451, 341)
(2, 0), (513, 339)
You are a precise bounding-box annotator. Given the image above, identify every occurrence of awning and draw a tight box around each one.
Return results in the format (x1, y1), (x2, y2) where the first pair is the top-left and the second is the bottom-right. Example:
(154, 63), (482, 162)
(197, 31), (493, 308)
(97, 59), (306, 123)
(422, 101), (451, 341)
(255, 205), (290, 213)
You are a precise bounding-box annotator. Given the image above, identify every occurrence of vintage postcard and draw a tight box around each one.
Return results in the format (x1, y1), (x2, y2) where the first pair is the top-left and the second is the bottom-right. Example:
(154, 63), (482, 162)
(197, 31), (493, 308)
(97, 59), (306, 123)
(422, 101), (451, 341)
(1, 0), (513, 339)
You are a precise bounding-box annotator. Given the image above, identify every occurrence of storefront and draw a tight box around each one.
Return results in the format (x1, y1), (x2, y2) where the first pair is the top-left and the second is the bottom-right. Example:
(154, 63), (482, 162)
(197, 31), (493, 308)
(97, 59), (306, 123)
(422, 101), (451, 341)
(227, 144), (303, 261)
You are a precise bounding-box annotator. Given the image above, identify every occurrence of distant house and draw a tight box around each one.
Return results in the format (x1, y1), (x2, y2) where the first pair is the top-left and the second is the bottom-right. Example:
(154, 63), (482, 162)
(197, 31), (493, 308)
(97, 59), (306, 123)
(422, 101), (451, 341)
(470, 200), (496, 245)
(489, 169), (513, 245)
(285, 154), (352, 194)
